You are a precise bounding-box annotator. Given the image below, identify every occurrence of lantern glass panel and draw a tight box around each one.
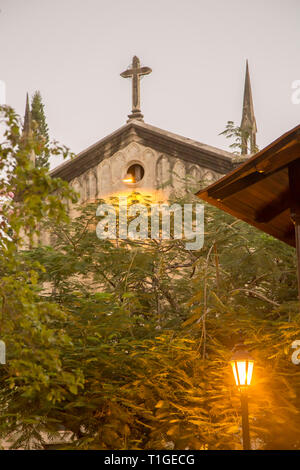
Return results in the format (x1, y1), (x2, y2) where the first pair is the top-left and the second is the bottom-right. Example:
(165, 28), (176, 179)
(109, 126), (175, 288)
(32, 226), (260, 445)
(231, 360), (253, 386)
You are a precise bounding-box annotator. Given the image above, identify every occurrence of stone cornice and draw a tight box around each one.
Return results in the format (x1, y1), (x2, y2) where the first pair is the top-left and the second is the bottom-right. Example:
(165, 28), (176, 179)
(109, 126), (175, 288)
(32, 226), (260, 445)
(50, 121), (237, 181)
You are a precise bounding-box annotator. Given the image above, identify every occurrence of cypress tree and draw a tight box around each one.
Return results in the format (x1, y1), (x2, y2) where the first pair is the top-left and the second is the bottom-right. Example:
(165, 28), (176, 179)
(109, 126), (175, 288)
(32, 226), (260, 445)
(31, 91), (50, 169)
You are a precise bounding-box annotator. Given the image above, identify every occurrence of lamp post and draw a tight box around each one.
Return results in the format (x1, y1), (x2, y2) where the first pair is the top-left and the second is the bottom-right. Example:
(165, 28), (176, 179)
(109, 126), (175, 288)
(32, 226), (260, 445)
(230, 341), (254, 450)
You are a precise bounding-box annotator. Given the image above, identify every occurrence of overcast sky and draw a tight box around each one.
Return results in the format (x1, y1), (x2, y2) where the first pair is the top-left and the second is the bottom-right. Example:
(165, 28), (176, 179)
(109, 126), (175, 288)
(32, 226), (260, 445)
(0, 0), (299, 168)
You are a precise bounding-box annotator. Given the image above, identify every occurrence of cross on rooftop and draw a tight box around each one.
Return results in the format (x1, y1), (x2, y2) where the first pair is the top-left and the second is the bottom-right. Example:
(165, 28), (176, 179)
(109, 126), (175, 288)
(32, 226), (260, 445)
(120, 56), (152, 121)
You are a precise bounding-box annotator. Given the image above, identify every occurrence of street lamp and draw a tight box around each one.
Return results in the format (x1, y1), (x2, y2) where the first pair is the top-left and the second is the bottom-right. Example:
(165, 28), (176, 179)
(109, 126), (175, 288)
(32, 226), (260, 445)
(230, 341), (254, 450)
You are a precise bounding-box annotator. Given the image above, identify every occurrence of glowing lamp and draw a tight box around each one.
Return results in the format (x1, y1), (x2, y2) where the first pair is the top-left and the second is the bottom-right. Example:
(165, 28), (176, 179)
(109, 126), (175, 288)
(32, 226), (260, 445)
(230, 340), (254, 450)
(230, 343), (254, 388)
(122, 173), (135, 184)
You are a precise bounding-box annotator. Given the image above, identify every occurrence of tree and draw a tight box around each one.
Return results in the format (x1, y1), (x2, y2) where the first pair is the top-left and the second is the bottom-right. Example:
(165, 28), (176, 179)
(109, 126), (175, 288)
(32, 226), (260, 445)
(0, 104), (80, 449)
(219, 121), (259, 155)
(19, 195), (300, 450)
(1, 108), (299, 450)
(31, 91), (50, 169)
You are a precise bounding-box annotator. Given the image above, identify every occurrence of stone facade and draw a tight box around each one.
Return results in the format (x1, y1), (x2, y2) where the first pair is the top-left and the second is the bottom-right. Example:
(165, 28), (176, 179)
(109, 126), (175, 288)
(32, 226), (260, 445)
(51, 119), (237, 206)
(67, 141), (221, 205)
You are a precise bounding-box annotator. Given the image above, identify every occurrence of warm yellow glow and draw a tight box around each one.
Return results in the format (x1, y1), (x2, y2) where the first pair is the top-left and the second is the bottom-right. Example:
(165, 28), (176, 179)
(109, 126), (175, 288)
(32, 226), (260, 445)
(122, 177), (134, 183)
(231, 362), (239, 386)
(231, 360), (254, 387)
(102, 189), (167, 204)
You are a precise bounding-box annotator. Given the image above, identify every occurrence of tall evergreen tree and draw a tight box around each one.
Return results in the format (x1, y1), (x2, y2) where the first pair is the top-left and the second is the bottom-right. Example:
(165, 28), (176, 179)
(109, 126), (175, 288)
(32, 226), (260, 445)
(31, 91), (50, 169)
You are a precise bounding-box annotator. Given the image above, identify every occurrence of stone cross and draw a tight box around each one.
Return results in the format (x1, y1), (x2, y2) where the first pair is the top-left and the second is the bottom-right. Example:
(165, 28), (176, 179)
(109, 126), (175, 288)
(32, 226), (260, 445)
(121, 56), (152, 121)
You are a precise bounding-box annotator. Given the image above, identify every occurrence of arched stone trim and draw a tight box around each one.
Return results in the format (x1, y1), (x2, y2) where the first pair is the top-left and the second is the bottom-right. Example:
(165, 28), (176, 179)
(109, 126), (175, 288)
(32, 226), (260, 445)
(99, 161), (112, 195)
(156, 154), (171, 190)
(111, 151), (126, 185)
(172, 159), (186, 191)
(202, 169), (217, 184)
(71, 177), (82, 203)
(126, 142), (140, 160)
(142, 147), (155, 162)
(187, 165), (203, 185)
(89, 169), (98, 200)
(84, 173), (90, 201)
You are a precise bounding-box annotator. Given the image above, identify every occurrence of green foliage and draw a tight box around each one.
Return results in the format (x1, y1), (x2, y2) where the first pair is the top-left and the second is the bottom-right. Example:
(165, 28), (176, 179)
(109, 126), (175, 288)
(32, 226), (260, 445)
(31, 91), (50, 169)
(219, 121), (259, 155)
(0, 106), (299, 450)
(16, 197), (300, 450)
(0, 105), (79, 448)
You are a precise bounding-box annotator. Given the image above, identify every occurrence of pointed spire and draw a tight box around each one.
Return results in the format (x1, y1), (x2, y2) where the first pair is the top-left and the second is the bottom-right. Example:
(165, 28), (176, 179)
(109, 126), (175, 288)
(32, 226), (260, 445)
(21, 93), (35, 165)
(240, 60), (257, 155)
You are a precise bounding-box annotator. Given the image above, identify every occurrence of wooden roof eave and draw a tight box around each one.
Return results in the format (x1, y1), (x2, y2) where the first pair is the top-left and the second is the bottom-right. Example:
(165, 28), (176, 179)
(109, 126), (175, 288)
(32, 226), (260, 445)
(196, 124), (300, 248)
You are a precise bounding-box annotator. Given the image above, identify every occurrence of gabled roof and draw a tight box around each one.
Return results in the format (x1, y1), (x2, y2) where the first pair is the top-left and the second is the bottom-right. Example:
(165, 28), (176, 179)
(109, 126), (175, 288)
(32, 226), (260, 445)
(197, 124), (300, 247)
(50, 120), (237, 181)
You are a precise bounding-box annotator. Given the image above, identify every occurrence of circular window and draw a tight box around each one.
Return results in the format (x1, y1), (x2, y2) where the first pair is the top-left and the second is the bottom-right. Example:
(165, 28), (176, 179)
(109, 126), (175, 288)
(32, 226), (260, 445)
(123, 164), (144, 184)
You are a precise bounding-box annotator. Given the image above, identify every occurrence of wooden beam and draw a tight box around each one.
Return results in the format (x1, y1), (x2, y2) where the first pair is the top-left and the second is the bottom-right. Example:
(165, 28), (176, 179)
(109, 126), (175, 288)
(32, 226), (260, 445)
(288, 159), (300, 301)
(207, 145), (300, 201)
(207, 165), (284, 200)
(289, 160), (300, 215)
(293, 219), (300, 302)
(283, 225), (296, 242)
(256, 143), (300, 173)
(198, 130), (300, 198)
(254, 189), (291, 223)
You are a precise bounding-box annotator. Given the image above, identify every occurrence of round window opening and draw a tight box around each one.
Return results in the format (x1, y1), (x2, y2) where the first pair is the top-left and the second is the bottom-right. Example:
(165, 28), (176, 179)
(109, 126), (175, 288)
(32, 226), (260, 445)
(123, 164), (144, 184)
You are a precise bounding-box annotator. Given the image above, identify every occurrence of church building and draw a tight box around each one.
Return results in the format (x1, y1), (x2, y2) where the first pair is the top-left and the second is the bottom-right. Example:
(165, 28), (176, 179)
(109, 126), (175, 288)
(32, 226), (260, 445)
(24, 57), (258, 203)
